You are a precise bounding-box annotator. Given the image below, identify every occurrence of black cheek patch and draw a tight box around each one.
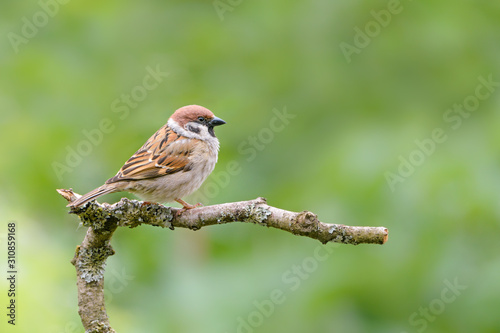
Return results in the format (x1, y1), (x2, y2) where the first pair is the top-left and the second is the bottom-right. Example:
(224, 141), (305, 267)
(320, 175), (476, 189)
(186, 124), (201, 134)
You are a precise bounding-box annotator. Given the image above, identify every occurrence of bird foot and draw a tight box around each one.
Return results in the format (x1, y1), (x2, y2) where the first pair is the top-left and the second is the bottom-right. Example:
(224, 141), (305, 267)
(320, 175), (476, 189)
(175, 198), (203, 216)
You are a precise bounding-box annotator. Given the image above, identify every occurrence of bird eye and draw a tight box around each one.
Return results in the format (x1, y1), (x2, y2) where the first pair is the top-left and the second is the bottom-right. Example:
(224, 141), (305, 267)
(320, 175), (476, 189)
(197, 116), (205, 122)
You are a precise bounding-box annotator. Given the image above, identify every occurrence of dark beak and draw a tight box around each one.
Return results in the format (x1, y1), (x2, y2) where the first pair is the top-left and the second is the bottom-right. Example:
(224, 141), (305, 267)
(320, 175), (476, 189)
(210, 116), (226, 126)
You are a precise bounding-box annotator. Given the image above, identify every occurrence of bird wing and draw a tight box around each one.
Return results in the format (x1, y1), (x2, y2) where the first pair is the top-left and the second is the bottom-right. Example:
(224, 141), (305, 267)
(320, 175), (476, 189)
(106, 125), (198, 183)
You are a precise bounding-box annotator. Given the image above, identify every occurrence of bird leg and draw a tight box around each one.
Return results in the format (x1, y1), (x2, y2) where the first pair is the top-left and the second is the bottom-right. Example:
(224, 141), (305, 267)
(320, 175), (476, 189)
(175, 198), (203, 215)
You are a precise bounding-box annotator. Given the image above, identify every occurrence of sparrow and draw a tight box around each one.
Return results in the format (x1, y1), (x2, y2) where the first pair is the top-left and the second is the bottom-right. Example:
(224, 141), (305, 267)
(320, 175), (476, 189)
(67, 105), (226, 210)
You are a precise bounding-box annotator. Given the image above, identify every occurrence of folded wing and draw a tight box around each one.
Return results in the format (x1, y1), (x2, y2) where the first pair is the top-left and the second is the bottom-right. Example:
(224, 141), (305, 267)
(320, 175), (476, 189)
(106, 125), (198, 184)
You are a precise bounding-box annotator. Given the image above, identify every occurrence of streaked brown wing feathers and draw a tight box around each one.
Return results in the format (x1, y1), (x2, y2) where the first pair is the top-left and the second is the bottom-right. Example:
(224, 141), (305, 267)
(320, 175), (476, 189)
(106, 125), (198, 183)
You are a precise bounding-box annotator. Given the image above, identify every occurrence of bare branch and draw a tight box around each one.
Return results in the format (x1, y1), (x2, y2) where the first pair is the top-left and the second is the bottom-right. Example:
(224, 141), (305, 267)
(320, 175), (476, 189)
(57, 188), (388, 332)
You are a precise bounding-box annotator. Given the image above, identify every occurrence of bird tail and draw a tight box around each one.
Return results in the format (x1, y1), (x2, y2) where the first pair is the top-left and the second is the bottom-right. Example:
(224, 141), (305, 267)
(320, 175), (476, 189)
(67, 184), (118, 207)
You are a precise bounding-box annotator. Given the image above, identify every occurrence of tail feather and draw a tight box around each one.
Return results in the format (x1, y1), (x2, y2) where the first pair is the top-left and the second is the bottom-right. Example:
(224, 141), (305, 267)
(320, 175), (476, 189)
(67, 185), (118, 207)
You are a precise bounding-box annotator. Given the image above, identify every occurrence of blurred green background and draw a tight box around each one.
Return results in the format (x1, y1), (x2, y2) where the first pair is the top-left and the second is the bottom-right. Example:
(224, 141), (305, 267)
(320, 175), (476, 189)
(1, 0), (499, 332)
